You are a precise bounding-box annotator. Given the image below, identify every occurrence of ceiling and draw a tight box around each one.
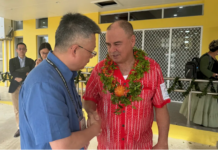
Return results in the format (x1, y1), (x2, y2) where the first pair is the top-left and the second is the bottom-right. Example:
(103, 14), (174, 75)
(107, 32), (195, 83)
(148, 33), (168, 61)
(0, 0), (198, 21)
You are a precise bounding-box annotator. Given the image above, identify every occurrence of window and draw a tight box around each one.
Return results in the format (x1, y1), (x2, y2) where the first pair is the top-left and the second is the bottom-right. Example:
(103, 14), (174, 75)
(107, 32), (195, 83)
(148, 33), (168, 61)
(100, 13), (128, 24)
(130, 9), (162, 21)
(0, 41), (2, 72)
(164, 5), (203, 18)
(14, 21), (23, 30)
(36, 18), (48, 28)
(14, 37), (23, 57)
(37, 35), (48, 58)
(99, 4), (203, 23)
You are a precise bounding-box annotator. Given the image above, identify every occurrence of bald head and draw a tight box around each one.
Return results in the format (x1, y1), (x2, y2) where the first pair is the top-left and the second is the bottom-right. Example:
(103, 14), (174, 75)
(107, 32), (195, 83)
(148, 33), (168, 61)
(107, 20), (134, 36)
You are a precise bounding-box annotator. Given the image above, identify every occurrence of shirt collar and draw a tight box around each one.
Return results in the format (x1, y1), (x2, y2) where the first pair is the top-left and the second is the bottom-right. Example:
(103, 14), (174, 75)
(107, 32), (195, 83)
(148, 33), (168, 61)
(47, 52), (78, 82)
(18, 56), (26, 61)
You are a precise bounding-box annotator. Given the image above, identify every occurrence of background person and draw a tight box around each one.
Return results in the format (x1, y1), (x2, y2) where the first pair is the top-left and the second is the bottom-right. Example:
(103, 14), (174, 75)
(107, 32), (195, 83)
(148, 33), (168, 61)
(180, 40), (218, 127)
(35, 42), (52, 67)
(9, 42), (35, 137)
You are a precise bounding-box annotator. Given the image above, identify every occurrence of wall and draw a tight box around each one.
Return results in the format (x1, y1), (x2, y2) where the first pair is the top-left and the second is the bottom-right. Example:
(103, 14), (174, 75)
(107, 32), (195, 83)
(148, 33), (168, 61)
(2, 0), (218, 87)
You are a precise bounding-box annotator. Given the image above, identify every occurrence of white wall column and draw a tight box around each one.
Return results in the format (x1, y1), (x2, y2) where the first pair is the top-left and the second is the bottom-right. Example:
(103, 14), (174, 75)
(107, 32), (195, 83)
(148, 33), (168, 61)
(4, 40), (7, 87)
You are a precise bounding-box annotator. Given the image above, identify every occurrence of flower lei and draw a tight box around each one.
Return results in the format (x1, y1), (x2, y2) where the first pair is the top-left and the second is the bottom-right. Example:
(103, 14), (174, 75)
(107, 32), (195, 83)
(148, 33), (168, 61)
(99, 47), (150, 115)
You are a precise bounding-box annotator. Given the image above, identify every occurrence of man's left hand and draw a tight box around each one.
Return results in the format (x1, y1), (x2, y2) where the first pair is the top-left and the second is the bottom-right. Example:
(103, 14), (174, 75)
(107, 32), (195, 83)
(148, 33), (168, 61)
(153, 143), (168, 149)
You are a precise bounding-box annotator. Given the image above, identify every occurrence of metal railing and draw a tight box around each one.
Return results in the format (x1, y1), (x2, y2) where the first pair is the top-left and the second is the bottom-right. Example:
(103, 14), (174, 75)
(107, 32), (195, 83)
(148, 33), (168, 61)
(164, 77), (218, 126)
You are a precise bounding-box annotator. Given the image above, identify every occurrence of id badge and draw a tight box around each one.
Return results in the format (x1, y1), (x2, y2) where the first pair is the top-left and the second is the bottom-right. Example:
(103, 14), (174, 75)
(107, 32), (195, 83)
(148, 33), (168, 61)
(79, 116), (86, 131)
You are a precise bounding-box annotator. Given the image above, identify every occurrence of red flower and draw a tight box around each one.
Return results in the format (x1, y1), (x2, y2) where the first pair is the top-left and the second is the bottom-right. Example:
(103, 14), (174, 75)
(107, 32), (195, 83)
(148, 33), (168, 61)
(124, 89), (130, 96)
(102, 68), (107, 74)
(108, 61), (113, 65)
(105, 72), (113, 77)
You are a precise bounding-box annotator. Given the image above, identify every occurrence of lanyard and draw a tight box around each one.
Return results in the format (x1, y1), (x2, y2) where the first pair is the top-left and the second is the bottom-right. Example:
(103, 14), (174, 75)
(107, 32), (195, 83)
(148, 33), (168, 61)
(46, 58), (82, 118)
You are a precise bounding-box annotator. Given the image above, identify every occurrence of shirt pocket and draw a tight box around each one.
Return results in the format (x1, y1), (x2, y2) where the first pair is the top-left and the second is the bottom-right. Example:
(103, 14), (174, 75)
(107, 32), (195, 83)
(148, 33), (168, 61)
(140, 86), (154, 100)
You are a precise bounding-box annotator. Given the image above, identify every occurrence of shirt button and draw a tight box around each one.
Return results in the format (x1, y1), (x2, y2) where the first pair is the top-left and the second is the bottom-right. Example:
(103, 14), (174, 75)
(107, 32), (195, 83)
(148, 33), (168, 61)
(122, 124), (125, 127)
(123, 83), (126, 86)
(122, 138), (125, 141)
(123, 110), (125, 113)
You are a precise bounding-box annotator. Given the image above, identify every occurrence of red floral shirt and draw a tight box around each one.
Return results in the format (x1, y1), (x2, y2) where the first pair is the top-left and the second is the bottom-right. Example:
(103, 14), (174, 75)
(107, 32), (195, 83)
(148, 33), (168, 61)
(83, 57), (170, 149)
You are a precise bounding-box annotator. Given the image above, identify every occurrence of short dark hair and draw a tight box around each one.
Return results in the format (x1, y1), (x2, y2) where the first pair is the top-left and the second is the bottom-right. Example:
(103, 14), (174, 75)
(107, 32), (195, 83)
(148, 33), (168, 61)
(209, 40), (218, 52)
(38, 42), (52, 58)
(107, 20), (134, 36)
(55, 13), (101, 51)
(16, 42), (27, 49)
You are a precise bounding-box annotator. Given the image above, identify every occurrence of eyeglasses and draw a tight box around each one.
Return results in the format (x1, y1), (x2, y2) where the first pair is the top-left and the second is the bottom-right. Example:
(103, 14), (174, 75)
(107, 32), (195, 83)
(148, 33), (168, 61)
(78, 45), (97, 57)
(17, 48), (26, 51)
(41, 52), (49, 55)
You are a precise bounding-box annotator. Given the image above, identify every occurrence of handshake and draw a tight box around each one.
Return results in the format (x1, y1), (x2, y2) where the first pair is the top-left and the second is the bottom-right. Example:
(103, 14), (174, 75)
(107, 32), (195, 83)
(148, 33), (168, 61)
(87, 111), (102, 136)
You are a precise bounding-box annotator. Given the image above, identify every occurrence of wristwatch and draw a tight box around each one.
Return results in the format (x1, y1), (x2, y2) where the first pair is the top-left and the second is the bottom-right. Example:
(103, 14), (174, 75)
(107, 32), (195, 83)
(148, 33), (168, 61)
(215, 74), (218, 79)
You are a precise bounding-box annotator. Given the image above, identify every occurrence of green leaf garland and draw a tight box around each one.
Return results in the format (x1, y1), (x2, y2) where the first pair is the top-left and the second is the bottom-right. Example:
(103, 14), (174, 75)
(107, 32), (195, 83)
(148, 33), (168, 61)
(98, 47), (150, 115)
(0, 72), (12, 82)
(167, 77), (183, 94)
(168, 77), (218, 99)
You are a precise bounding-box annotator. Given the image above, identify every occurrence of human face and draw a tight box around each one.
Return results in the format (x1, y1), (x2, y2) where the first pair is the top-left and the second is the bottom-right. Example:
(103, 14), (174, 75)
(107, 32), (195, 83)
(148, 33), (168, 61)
(215, 50), (218, 56)
(40, 48), (50, 60)
(75, 34), (96, 70)
(106, 26), (135, 64)
(16, 44), (27, 58)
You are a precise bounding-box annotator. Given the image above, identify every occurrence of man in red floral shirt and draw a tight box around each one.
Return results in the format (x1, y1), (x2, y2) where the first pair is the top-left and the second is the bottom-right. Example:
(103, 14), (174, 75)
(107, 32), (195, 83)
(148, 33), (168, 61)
(83, 20), (170, 149)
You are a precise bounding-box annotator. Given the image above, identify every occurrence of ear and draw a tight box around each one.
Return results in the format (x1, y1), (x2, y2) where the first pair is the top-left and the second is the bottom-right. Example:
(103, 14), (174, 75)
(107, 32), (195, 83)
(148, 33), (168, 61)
(131, 35), (136, 47)
(69, 44), (78, 57)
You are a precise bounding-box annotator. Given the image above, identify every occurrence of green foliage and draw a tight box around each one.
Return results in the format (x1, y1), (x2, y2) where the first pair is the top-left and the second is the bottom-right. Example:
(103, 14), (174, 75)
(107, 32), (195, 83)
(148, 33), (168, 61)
(74, 70), (92, 85)
(182, 78), (196, 97)
(196, 79), (218, 98)
(167, 77), (183, 94)
(1, 72), (12, 82)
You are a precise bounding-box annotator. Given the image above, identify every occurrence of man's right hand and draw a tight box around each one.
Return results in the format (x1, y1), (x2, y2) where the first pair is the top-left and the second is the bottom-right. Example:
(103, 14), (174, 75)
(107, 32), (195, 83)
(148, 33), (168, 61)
(14, 77), (23, 83)
(87, 111), (99, 127)
(88, 111), (101, 135)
